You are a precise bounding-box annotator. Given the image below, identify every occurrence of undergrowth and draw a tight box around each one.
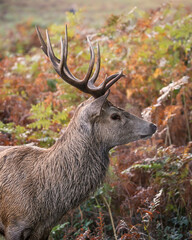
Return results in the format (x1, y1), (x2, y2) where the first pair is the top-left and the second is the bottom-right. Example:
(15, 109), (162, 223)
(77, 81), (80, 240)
(0, 3), (192, 240)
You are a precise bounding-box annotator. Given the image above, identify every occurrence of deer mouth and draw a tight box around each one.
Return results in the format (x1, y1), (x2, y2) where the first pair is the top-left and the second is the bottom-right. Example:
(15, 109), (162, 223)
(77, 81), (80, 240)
(140, 124), (157, 139)
(140, 134), (152, 139)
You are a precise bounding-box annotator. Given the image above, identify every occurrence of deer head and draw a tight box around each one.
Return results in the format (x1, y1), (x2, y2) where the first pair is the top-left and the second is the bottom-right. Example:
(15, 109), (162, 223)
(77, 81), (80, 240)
(0, 26), (157, 240)
(36, 26), (156, 150)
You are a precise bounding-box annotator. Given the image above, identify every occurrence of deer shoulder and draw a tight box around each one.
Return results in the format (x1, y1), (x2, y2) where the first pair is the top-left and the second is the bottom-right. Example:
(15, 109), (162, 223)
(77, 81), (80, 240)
(0, 26), (156, 240)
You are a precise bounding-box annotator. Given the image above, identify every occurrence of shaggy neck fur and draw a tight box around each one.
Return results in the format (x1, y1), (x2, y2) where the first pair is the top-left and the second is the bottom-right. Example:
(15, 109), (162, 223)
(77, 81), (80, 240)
(36, 116), (109, 225)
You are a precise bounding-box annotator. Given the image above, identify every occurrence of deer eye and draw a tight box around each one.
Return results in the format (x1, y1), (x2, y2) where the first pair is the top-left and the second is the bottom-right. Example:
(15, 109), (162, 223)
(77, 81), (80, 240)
(110, 113), (121, 120)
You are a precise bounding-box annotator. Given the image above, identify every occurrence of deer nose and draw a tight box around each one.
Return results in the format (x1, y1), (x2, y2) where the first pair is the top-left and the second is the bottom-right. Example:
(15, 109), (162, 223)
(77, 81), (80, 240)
(150, 123), (157, 134)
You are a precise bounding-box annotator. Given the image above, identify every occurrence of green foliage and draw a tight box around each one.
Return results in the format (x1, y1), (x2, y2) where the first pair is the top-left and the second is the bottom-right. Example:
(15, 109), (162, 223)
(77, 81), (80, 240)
(123, 147), (192, 239)
(156, 216), (191, 240)
(51, 183), (115, 239)
(0, 4), (192, 240)
(51, 222), (70, 240)
(26, 102), (71, 147)
(0, 121), (15, 135)
(0, 121), (27, 144)
(28, 102), (53, 129)
(47, 79), (57, 92)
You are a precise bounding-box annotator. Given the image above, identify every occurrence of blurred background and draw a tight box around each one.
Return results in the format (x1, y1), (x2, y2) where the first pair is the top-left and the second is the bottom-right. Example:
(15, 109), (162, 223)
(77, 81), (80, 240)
(0, 1), (192, 240)
(0, 0), (191, 32)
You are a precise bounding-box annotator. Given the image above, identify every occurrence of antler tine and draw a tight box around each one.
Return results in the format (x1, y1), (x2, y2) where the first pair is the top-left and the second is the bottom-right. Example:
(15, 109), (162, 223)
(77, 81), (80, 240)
(105, 71), (125, 90)
(59, 36), (65, 73)
(104, 73), (121, 84)
(82, 37), (95, 84)
(36, 26), (48, 56)
(93, 72), (121, 93)
(60, 26), (80, 80)
(86, 42), (102, 98)
(36, 25), (125, 98)
(62, 25), (74, 76)
(46, 30), (60, 69)
(36, 26), (60, 64)
(61, 25), (95, 83)
(60, 37), (77, 79)
(87, 45), (124, 95)
(64, 25), (68, 62)
(61, 31), (95, 85)
(88, 42), (100, 87)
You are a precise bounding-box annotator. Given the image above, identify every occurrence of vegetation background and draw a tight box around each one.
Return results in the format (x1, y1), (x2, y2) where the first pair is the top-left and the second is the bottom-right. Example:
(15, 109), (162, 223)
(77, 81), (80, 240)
(0, 0), (192, 239)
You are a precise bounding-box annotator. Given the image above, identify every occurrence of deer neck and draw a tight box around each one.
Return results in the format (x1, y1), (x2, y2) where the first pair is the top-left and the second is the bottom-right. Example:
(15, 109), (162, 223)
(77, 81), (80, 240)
(45, 120), (109, 212)
(51, 120), (109, 178)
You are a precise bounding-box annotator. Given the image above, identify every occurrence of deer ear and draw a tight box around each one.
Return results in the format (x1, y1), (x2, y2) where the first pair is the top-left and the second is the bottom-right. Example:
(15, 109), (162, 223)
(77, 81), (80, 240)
(88, 90), (110, 118)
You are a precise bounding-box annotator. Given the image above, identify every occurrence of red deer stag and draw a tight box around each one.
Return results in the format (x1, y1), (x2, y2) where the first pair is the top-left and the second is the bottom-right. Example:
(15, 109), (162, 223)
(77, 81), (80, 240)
(0, 26), (157, 240)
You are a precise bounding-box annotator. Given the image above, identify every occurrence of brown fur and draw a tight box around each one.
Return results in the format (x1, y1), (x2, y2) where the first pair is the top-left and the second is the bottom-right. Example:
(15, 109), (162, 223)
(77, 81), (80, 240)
(0, 97), (156, 240)
(0, 25), (158, 239)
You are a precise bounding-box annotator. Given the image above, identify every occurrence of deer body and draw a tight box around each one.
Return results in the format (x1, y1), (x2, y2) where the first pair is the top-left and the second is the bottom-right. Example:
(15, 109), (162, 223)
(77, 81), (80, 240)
(0, 27), (157, 240)
(0, 102), (110, 239)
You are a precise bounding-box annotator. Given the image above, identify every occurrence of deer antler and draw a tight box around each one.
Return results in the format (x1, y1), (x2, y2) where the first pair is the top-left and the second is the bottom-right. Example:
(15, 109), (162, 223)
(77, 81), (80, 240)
(36, 25), (124, 98)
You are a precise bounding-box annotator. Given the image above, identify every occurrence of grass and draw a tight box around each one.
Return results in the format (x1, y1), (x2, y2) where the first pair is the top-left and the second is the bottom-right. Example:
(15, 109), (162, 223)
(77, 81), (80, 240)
(0, 0), (192, 33)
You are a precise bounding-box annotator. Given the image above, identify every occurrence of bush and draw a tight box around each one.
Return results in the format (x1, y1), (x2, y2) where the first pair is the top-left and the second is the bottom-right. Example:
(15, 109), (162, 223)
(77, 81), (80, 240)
(0, 4), (192, 239)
